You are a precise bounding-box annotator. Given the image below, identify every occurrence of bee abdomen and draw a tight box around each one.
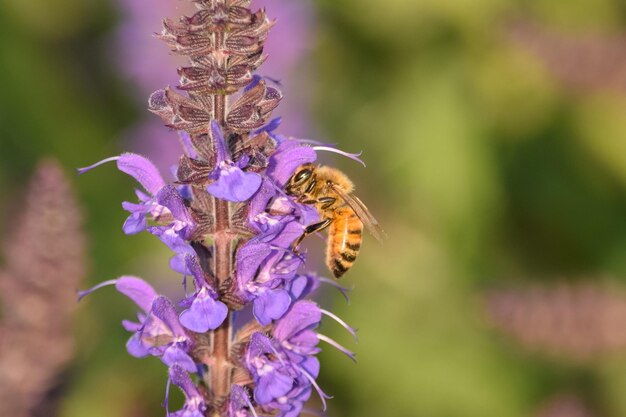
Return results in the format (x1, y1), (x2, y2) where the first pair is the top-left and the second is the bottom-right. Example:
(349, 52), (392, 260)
(326, 211), (363, 278)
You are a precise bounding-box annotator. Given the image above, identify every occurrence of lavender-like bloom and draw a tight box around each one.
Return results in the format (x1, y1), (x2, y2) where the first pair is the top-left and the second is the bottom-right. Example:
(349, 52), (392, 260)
(535, 394), (596, 417)
(80, 1), (362, 416)
(0, 159), (87, 417)
(486, 282), (626, 361)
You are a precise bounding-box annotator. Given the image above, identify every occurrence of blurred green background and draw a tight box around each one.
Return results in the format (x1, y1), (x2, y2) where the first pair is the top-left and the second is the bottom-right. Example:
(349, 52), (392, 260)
(3, 0), (626, 416)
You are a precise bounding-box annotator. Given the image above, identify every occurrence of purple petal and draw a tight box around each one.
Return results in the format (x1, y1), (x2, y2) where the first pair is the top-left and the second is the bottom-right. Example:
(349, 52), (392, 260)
(248, 332), (275, 358)
(244, 74), (262, 92)
(122, 211), (147, 235)
(115, 276), (158, 312)
(300, 356), (320, 379)
(179, 131), (198, 159)
(126, 332), (150, 358)
(207, 164), (263, 202)
(236, 243), (272, 287)
(179, 288), (228, 332)
(288, 274), (320, 301)
(228, 384), (254, 416)
(268, 221), (306, 248)
(151, 296), (188, 338)
(254, 116), (282, 134)
(162, 345), (197, 373)
(122, 200), (149, 213)
(266, 141), (317, 186)
(255, 371), (293, 405)
(253, 289), (291, 325)
(156, 185), (194, 227)
(248, 178), (278, 221)
(185, 255), (209, 289)
(121, 319), (142, 332)
(169, 364), (202, 399)
(149, 226), (195, 257)
(298, 204), (321, 227)
(288, 330), (321, 356)
(117, 153), (166, 195)
(281, 403), (306, 417)
(274, 301), (321, 342)
(170, 254), (189, 275)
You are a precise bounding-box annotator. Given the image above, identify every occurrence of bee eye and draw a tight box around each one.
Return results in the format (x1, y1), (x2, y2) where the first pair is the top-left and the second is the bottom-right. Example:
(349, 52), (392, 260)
(293, 169), (312, 185)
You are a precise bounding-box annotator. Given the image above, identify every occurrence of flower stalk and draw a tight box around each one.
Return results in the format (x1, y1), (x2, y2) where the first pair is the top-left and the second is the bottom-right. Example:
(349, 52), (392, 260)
(79, 1), (364, 416)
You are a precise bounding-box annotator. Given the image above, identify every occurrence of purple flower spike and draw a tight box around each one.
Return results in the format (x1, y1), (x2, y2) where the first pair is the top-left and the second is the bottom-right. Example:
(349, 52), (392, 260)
(207, 121), (262, 202)
(79, 2), (367, 415)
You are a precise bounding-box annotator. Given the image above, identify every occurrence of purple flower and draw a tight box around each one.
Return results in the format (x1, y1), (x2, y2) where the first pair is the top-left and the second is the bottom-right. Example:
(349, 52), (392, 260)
(228, 385), (257, 417)
(79, 276), (196, 372)
(79, 2), (369, 416)
(245, 331), (329, 413)
(179, 256), (228, 332)
(146, 186), (197, 274)
(207, 122), (262, 202)
(273, 301), (321, 359)
(246, 333), (296, 405)
(78, 153), (195, 239)
(236, 241), (303, 325)
(168, 364), (207, 417)
(78, 153), (166, 234)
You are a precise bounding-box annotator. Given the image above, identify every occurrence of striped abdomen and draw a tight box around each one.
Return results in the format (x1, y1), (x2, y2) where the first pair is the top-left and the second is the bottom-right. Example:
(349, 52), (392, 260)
(326, 208), (363, 278)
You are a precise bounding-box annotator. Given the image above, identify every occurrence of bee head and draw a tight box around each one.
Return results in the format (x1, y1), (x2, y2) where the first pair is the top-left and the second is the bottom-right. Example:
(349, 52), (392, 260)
(286, 164), (316, 196)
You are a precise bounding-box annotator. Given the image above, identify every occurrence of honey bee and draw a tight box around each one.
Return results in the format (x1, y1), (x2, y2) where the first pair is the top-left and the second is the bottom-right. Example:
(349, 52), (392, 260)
(285, 164), (386, 278)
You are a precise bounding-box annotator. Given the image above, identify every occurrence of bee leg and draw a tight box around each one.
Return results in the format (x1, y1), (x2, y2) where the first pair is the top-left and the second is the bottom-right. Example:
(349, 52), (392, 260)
(298, 197), (317, 205)
(292, 218), (333, 251)
(318, 197), (337, 210)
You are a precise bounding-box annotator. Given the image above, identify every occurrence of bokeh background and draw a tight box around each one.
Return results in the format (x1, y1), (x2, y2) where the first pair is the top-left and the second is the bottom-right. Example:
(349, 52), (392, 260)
(2, 0), (626, 416)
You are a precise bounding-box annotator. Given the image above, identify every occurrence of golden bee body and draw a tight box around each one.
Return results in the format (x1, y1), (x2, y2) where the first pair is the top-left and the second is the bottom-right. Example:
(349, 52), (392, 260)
(286, 164), (384, 278)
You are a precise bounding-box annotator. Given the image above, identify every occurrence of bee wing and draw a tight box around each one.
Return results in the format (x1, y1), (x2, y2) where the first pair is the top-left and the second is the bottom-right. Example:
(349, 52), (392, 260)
(329, 184), (387, 243)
